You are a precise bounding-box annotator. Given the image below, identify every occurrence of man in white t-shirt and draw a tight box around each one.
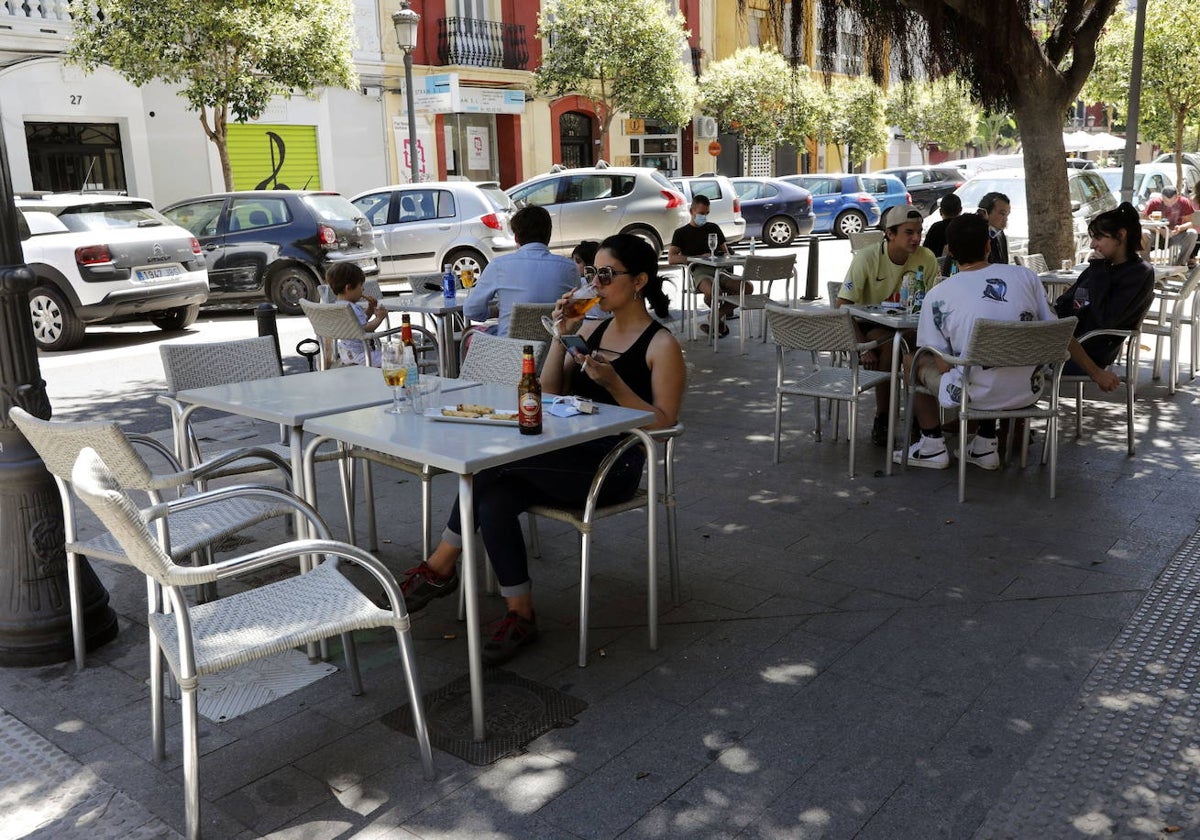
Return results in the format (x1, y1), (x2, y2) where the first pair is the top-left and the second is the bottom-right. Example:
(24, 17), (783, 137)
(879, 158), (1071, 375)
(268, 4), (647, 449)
(895, 212), (1054, 469)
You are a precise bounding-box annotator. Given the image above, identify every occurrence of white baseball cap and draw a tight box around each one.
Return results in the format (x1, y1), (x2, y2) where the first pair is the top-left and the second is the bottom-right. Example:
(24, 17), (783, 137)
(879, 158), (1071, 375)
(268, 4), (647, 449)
(882, 205), (924, 229)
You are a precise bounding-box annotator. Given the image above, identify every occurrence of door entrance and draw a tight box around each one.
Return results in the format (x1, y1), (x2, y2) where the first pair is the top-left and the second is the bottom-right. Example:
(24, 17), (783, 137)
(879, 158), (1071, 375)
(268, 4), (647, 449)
(25, 122), (128, 193)
(559, 111), (593, 169)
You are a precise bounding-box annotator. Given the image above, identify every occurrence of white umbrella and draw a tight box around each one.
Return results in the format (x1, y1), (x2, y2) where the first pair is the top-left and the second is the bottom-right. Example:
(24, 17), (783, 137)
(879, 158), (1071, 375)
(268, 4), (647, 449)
(1082, 131), (1127, 152)
(1063, 130), (1093, 153)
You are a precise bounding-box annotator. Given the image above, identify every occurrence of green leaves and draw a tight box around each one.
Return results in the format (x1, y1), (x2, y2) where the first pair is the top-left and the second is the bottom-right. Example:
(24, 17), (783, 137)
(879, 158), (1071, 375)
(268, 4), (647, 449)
(815, 77), (887, 168)
(536, 0), (695, 141)
(68, 0), (358, 189)
(884, 78), (978, 162)
(697, 47), (813, 148)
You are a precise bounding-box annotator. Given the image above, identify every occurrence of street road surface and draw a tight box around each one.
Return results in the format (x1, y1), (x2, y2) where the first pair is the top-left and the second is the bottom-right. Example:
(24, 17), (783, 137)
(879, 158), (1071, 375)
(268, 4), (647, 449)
(35, 237), (855, 435)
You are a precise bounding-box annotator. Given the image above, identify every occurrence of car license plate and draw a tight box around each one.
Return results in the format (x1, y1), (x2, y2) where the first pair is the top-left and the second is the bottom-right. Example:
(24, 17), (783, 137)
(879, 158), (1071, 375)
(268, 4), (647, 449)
(135, 264), (184, 282)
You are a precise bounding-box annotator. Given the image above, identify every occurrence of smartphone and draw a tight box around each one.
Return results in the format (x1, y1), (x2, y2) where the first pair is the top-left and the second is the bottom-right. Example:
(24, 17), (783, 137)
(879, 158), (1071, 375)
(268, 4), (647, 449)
(559, 334), (591, 356)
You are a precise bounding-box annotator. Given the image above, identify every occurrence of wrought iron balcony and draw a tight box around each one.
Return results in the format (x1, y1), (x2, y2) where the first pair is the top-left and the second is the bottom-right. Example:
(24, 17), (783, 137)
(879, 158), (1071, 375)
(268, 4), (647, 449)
(436, 17), (528, 71)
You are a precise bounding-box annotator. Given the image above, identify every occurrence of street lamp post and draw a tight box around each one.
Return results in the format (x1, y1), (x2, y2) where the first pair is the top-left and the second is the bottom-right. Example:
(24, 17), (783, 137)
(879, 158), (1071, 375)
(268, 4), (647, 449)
(393, 1), (422, 184)
(0, 119), (116, 666)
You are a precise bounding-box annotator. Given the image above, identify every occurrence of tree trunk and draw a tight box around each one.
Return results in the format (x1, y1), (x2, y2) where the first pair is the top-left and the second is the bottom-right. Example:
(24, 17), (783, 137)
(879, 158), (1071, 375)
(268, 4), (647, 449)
(1174, 111), (1186, 190)
(1013, 92), (1075, 265)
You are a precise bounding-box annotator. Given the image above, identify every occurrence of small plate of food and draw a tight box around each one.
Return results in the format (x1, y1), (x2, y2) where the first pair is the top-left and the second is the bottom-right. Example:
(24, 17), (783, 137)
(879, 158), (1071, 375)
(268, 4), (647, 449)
(426, 403), (520, 426)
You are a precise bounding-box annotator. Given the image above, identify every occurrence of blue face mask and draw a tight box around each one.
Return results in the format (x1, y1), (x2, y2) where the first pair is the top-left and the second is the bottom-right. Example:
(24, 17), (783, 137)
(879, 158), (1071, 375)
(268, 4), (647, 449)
(694, 213), (709, 226)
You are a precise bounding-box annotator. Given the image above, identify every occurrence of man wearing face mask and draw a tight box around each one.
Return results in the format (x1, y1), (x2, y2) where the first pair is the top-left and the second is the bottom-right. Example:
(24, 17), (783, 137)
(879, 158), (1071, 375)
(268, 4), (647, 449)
(668, 195), (749, 337)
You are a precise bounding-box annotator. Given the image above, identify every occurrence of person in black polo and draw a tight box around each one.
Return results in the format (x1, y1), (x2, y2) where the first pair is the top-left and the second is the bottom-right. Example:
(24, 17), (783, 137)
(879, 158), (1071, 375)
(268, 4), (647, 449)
(667, 195), (749, 337)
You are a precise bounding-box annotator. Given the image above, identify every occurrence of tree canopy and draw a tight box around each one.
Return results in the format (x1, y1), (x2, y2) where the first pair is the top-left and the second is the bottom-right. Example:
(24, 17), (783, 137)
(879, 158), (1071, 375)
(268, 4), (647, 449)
(1087, 0), (1200, 187)
(68, 0), (359, 191)
(697, 47), (818, 149)
(747, 0), (1122, 262)
(885, 78), (978, 163)
(535, 0), (696, 155)
(817, 77), (888, 169)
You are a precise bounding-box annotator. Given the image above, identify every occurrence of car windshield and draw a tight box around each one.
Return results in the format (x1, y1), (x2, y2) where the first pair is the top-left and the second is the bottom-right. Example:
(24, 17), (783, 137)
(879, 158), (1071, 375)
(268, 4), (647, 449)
(650, 171), (676, 191)
(303, 194), (364, 221)
(49, 202), (166, 232)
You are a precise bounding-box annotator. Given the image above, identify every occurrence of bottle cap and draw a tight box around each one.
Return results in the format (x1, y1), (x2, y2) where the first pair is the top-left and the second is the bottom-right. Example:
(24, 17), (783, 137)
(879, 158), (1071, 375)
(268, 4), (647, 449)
(523, 344), (533, 354)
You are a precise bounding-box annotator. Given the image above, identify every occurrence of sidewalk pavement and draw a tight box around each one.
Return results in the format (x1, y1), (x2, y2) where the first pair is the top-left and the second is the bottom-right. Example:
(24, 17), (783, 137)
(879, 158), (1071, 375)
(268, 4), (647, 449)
(3, 295), (1200, 839)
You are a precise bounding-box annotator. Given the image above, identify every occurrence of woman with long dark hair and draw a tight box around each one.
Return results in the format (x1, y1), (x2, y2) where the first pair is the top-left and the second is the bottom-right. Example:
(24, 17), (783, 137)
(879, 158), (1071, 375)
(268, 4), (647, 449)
(1055, 202), (1156, 389)
(399, 234), (686, 665)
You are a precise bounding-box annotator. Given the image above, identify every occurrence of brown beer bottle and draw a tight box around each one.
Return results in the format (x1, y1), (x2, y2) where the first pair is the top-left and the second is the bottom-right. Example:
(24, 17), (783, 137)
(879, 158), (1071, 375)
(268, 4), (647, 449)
(400, 314), (419, 383)
(518, 344), (542, 435)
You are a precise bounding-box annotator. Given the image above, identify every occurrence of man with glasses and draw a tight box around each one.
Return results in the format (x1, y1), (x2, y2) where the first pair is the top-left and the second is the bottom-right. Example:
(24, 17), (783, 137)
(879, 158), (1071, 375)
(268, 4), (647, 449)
(464, 205), (578, 336)
(667, 195), (750, 338)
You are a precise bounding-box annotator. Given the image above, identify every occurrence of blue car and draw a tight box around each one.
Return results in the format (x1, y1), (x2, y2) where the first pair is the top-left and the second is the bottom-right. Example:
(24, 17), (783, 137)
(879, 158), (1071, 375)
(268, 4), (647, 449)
(780, 174), (889, 238)
(729, 177), (815, 246)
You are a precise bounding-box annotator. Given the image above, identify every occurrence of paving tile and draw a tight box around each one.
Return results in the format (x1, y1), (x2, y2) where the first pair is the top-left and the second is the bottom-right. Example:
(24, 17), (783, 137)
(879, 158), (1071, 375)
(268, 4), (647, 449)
(215, 765), (332, 835)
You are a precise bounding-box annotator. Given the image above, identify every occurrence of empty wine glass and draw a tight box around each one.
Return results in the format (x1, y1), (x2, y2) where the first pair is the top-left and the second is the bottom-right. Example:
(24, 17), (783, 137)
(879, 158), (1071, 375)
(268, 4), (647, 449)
(380, 340), (409, 414)
(1073, 286), (1090, 311)
(542, 277), (600, 338)
(707, 232), (719, 259)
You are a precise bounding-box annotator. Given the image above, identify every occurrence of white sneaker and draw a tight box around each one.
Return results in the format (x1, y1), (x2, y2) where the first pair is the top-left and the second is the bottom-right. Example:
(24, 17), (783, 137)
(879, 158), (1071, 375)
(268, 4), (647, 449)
(965, 435), (1000, 470)
(893, 435), (950, 469)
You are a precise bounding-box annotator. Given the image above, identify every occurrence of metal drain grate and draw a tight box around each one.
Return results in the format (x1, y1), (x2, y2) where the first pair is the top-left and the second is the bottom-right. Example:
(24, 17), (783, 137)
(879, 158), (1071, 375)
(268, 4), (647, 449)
(976, 529), (1200, 838)
(382, 669), (587, 765)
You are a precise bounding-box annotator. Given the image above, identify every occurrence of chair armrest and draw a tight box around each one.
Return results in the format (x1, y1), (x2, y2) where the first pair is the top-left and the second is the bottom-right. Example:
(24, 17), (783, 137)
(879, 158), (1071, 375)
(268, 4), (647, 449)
(189, 446), (294, 486)
(577, 431), (655, 520)
(905, 345), (965, 387)
(127, 433), (184, 472)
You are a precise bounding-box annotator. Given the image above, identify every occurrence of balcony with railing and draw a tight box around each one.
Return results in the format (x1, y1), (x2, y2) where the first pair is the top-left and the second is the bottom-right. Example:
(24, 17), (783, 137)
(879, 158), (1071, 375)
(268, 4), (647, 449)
(436, 17), (528, 71)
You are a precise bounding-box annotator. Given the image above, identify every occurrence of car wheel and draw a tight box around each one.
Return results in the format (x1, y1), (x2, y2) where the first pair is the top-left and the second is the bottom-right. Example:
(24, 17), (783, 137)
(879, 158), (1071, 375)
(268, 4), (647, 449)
(29, 285), (85, 351)
(763, 216), (797, 247)
(620, 225), (663, 256)
(445, 248), (487, 276)
(268, 266), (318, 316)
(150, 303), (201, 331)
(833, 210), (866, 238)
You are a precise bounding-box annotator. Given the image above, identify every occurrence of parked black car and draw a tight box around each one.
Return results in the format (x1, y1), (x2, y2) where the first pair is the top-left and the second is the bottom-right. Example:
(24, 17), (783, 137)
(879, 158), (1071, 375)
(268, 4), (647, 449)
(876, 165), (965, 216)
(162, 190), (379, 315)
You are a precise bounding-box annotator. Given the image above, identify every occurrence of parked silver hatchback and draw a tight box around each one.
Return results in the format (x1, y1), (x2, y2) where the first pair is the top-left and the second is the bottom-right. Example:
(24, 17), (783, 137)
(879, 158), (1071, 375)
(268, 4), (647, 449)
(507, 165), (688, 255)
(351, 181), (516, 281)
(670, 175), (746, 244)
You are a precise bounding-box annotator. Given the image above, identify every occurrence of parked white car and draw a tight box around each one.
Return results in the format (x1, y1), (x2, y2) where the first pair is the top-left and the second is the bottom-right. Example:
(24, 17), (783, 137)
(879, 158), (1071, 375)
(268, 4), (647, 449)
(507, 165), (688, 254)
(945, 167), (1117, 256)
(669, 175), (746, 244)
(351, 181), (516, 280)
(17, 193), (210, 351)
(1096, 164), (1198, 210)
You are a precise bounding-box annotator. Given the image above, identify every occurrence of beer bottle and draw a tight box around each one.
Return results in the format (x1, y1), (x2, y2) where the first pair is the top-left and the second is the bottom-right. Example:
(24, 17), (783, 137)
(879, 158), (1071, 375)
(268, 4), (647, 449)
(518, 344), (542, 435)
(400, 314), (419, 384)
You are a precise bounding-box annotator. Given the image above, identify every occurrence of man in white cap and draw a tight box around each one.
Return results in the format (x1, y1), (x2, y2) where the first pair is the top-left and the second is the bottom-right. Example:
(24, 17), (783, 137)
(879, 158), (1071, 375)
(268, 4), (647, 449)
(836, 204), (940, 447)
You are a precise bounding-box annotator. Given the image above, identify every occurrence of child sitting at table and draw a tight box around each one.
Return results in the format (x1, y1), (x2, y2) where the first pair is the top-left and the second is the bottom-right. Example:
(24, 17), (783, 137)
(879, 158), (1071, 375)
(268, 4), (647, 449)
(328, 262), (388, 366)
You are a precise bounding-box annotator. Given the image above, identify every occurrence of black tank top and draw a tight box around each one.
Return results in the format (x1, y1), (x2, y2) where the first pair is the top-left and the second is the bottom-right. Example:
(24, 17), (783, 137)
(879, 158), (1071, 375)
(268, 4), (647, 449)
(572, 319), (664, 406)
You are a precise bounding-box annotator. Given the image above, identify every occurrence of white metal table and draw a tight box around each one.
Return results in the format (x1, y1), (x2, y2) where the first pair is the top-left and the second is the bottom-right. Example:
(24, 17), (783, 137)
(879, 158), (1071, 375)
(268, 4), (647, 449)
(683, 254), (746, 342)
(386, 290), (469, 378)
(302, 383), (656, 742)
(845, 304), (920, 475)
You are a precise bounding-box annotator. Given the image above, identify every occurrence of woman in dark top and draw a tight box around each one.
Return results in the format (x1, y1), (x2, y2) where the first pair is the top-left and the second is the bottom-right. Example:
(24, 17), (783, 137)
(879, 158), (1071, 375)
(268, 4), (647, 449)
(400, 234), (686, 665)
(1055, 202), (1156, 390)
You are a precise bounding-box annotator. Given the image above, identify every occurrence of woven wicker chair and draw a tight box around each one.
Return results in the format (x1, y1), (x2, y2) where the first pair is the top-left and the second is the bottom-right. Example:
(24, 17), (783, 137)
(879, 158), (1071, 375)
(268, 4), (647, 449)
(1056, 329), (1141, 456)
(1014, 253), (1050, 274)
(10, 407), (296, 671)
(459, 332), (547, 386)
(1144, 264), (1200, 395)
(69, 447), (433, 840)
(525, 424), (684, 667)
(507, 302), (557, 342)
(298, 298), (406, 370)
(899, 317), (1077, 502)
(848, 230), (885, 252)
(713, 254), (798, 355)
(766, 305), (890, 477)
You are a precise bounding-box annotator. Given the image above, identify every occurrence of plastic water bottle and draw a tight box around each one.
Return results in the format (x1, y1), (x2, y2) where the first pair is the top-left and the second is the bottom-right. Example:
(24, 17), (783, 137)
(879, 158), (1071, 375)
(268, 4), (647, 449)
(900, 273), (913, 312)
(441, 263), (456, 302)
(748, 237), (757, 255)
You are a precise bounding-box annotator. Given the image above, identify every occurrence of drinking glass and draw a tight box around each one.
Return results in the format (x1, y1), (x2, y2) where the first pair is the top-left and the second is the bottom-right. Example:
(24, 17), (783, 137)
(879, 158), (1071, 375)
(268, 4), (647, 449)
(707, 232), (719, 258)
(380, 341), (409, 414)
(1073, 286), (1090, 310)
(542, 278), (600, 337)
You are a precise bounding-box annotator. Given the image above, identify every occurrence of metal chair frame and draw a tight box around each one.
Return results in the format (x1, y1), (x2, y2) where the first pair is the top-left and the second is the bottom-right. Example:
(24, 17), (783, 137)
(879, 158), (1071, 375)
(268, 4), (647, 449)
(69, 447), (433, 840)
(899, 317), (1077, 502)
(713, 254), (798, 354)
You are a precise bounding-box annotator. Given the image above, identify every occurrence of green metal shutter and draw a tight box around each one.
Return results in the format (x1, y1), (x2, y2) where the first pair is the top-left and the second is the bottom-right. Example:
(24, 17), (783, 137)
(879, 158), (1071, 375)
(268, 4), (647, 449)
(227, 124), (322, 191)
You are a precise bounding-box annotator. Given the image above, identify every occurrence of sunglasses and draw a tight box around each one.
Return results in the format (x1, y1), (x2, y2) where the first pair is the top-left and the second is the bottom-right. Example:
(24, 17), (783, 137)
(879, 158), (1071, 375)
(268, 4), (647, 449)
(583, 266), (633, 285)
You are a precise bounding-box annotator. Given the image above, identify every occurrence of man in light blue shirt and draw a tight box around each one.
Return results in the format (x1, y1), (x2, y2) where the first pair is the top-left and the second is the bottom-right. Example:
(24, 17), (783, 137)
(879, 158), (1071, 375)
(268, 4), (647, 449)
(464, 205), (577, 335)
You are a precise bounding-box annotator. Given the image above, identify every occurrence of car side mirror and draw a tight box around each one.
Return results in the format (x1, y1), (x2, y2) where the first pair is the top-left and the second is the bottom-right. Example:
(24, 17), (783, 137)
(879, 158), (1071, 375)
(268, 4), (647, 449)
(1070, 200), (1082, 212)
(16, 212), (30, 242)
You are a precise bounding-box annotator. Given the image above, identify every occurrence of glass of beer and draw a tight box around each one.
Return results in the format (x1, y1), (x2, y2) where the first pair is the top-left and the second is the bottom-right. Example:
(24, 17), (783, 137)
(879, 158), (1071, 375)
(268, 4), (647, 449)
(542, 279), (600, 337)
(380, 341), (408, 414)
